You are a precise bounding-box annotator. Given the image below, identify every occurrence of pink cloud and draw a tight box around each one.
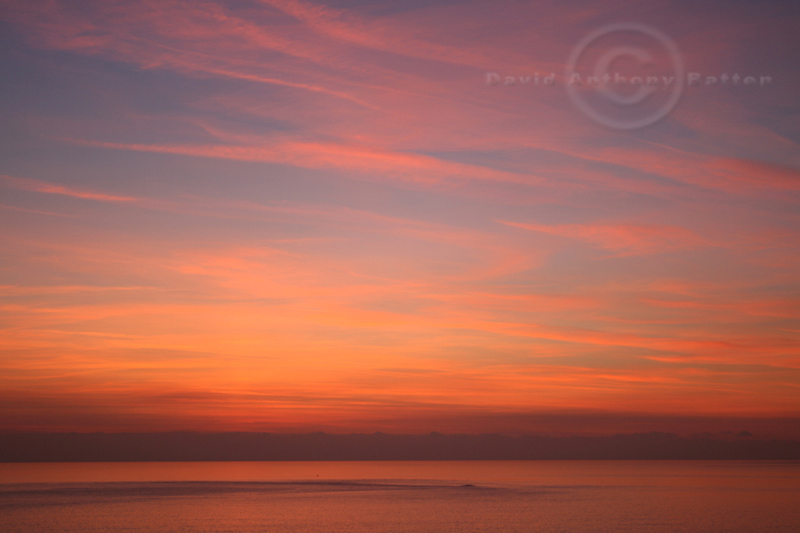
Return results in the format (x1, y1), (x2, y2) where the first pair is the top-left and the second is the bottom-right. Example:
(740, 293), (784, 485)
(501, 220), (708, 255)
(63, 137), (544, 188)
(0, 174), (137, 202)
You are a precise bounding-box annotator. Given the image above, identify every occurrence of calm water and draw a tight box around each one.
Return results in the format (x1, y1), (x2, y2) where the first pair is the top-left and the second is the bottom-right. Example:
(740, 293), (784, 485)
(1, 461), (798, 532)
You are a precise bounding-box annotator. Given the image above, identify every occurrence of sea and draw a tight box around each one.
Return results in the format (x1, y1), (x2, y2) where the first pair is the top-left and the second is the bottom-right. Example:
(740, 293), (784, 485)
(1, 461), (798, 532)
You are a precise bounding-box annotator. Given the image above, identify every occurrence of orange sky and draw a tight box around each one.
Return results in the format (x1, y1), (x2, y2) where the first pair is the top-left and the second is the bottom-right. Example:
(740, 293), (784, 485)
(0, 0), (798, 437)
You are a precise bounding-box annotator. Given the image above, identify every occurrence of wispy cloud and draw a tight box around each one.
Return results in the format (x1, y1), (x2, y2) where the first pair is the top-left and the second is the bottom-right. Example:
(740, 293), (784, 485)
(1, 174), (137, 202)
(501, 220), (708, 255)
(63, 137), (545, 188)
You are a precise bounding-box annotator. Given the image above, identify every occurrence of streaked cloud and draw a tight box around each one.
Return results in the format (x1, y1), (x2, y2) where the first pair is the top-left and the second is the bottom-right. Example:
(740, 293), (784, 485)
(0, 0), (798, 435)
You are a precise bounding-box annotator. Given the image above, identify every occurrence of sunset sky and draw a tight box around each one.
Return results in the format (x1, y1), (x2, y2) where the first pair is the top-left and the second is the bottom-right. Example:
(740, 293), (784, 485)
(0, 0), (798, 437)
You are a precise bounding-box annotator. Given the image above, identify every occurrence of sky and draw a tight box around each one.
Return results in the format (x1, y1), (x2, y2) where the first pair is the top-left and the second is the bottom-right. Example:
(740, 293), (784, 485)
(0, 0), (798, 437)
